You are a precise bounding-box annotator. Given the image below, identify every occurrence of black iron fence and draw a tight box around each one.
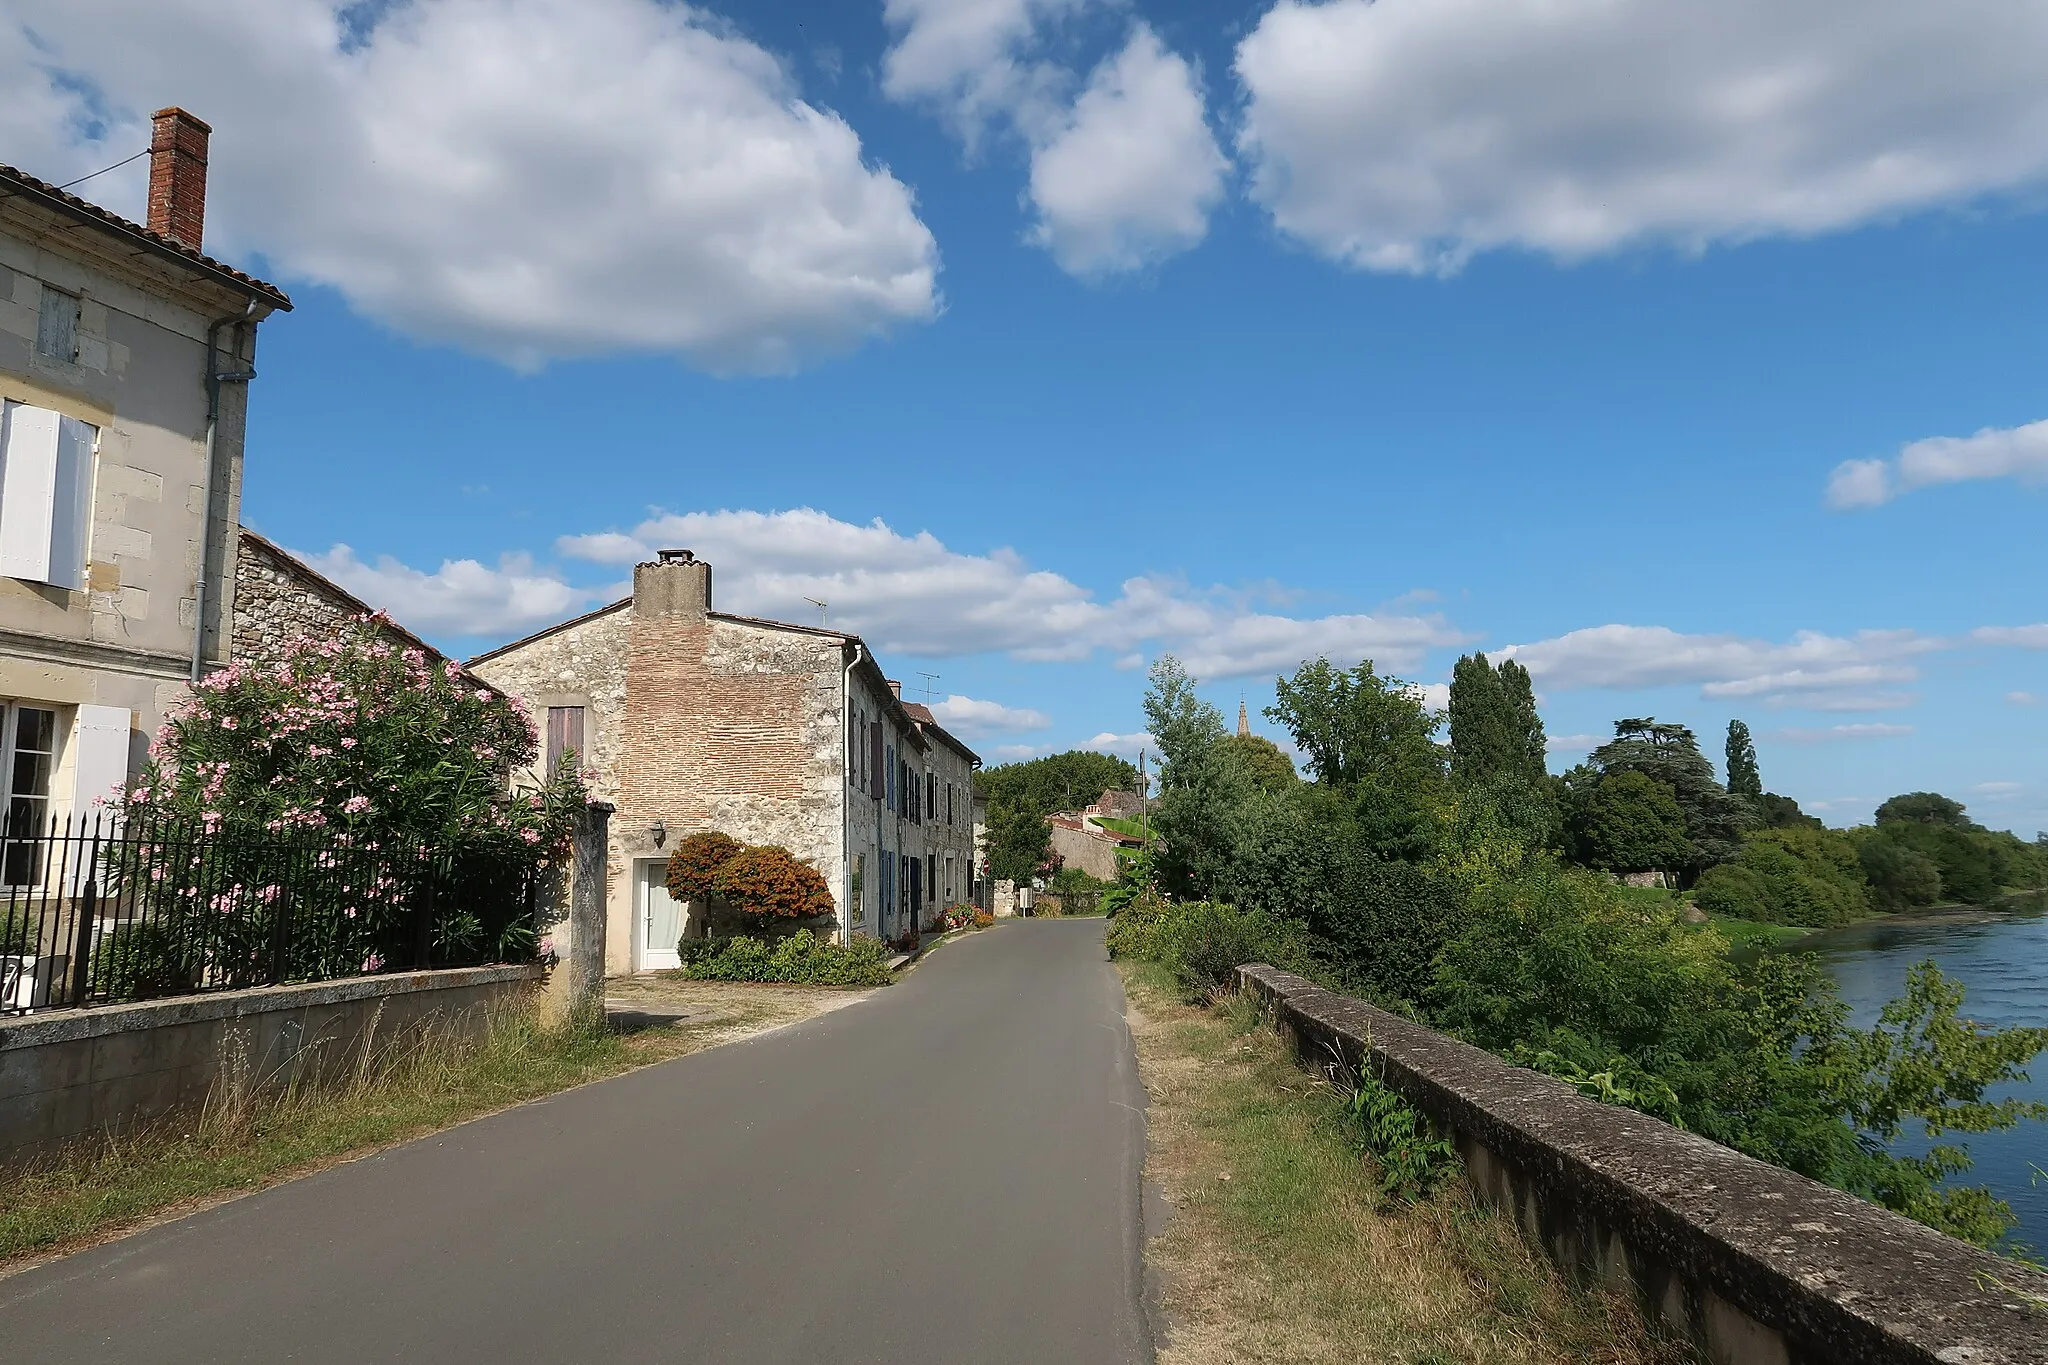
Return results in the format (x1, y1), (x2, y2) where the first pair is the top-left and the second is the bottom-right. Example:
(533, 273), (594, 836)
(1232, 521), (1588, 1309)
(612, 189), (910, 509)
(0, 811), (542, 1015)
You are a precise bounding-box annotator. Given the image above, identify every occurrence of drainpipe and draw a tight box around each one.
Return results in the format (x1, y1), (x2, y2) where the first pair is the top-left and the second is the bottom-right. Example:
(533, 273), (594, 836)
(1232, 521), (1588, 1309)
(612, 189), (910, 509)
(841, 640), (865, 947)
(190, 299), (259, 682)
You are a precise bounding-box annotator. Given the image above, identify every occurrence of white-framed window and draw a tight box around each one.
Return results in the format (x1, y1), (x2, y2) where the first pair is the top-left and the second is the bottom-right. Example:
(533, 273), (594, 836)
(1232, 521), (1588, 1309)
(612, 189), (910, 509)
(1, 703), (60, 886)
(0, 401), (96, 590)
(36, 286), (80, 364)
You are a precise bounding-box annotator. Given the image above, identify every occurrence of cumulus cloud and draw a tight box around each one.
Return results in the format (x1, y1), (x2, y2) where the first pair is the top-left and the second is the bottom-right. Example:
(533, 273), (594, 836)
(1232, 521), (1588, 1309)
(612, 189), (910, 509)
(1773, 723), (1913, 744)
(6, 0), (937, 372)
(1975, 625), (2048, 649)
(2010, 691), (2040, 706)
(1234, 0), (2048, 273)
(1545, 734), (1601, 755)
(1409, 682), (1451, 713)
(558, 507), (1464, 675)
(1081, 731), (1155, 760)
(1499, 624), (1940, 708)
(1026, 27), (1229, 276)
(928, 694), (1052, 738)
(882, 3), (1223, 275)
(302, 545), (601, 638)
(1828, 419), (2048, 508)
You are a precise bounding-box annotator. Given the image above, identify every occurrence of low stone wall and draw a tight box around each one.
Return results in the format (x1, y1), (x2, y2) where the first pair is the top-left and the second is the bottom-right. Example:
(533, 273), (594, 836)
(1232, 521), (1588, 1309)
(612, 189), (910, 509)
(0, 965), (544, 1160)
(1238, 965), (2048, 1365)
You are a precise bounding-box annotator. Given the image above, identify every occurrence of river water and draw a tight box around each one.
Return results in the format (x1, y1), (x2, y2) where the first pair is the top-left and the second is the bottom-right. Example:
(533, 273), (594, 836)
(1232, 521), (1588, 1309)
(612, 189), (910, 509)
(1778, 897), (2048, 1248)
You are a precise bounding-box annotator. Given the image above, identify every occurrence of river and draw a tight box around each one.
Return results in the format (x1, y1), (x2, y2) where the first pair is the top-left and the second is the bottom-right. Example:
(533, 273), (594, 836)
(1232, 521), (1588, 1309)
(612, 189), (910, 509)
(1777, 897), (2048, 1248)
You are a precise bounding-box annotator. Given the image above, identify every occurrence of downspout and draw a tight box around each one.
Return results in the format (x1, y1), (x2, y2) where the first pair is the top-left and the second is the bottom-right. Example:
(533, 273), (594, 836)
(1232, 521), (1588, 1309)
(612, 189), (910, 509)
(190, 299), (260, 682)
(841, 640), (865, 947)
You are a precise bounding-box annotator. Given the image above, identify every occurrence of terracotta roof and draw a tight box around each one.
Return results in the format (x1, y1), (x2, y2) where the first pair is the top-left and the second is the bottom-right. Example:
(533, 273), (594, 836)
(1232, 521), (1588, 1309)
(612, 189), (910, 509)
(0, 161), (291, 309)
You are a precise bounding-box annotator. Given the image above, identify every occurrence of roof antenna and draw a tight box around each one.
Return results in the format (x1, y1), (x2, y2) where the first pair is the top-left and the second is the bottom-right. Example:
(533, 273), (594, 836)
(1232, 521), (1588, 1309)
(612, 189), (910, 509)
(802, 596), (827, 627)
(917, 671), (940, 703)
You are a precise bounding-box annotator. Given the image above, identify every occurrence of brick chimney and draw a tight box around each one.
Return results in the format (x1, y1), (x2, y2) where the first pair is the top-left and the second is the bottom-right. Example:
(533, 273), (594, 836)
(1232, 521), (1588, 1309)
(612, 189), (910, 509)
(147, 108), (211, 250)
(634, 549), (712, 618)
(887, 680), (902, 699)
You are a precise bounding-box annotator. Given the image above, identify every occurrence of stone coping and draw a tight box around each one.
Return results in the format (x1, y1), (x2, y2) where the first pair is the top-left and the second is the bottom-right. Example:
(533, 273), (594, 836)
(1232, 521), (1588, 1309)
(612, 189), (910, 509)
(0, 965), (545, 1052)
(1238, 965), (2048, 1365)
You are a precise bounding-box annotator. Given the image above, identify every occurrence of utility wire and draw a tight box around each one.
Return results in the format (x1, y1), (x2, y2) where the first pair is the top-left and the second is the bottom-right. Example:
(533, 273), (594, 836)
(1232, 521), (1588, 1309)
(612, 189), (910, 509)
(55, 149), (148, 193)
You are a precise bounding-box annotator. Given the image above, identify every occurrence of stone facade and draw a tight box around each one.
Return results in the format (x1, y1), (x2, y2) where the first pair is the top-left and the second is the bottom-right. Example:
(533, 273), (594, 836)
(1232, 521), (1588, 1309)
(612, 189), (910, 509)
(1, 157), (288, 817)
(470, 553), (979, 973)
(231, 528), (475, 677)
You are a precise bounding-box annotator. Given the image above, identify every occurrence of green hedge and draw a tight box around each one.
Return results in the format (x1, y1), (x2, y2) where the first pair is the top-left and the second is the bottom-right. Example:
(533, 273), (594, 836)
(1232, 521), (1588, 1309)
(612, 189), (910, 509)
(1106, 895), (1308, 1001)
(673, 929), (892, 987)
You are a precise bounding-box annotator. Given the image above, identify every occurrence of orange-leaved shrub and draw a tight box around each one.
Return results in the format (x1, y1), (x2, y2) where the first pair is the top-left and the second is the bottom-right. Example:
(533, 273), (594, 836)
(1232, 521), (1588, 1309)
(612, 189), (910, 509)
(665, 831), (743, 903)
(711, 845), (835, 919)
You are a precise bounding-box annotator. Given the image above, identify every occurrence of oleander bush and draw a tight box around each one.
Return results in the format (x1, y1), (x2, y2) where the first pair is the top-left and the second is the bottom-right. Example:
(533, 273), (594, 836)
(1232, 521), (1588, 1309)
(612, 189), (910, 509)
(665, 832), (743, 904)
(711, 845), (835, 920)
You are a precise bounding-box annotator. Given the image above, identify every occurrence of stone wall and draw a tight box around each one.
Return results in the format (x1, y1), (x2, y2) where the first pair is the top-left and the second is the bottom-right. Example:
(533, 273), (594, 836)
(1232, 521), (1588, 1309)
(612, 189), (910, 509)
(0, 965), (542, 1160)
(1239, 965), (2048, 1365)
(232, 528), (470, 675)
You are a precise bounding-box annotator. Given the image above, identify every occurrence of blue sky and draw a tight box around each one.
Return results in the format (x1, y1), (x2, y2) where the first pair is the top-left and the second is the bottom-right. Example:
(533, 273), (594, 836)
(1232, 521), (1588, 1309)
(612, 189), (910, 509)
(8, 0), (2047, 832)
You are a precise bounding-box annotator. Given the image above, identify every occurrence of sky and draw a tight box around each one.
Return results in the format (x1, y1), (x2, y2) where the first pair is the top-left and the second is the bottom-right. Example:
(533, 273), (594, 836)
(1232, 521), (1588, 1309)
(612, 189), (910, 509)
(7, 0), (2047, 834)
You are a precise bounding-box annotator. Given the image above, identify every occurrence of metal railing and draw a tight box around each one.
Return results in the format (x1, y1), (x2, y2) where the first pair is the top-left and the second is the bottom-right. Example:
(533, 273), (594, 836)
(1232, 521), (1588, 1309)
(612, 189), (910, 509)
(0, 811), (541, 1015)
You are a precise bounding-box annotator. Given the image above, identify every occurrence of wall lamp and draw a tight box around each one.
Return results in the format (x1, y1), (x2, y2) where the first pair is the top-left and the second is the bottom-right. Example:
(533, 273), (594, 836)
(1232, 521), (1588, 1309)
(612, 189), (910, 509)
(651, 819), (667, 848)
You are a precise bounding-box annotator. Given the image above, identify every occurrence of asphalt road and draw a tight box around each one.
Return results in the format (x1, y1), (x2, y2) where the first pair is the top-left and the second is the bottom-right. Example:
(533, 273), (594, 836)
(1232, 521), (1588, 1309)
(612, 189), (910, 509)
(0, 919), (1153, 1364)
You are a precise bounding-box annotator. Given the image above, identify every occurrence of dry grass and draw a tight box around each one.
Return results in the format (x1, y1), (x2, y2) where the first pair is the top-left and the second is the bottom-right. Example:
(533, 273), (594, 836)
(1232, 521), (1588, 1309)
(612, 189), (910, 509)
(1122, 961), (1693, 1365)
(0, 977), (870, 1275)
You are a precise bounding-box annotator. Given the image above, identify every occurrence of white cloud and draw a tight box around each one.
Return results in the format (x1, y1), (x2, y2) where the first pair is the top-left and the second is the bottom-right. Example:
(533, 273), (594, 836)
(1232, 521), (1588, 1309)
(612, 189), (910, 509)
(881, 3), (1222, 276)
(7, 0), (937, 372)
(1773, 723), (1913, 744)
(1499, 624), (1940, 707)
(1234, 0), (2048, 273)
(2009, 691), (2040, 706)
(1976, 625), (2048, 649)
(558, 506), (1464, 675)
(989, 743), (1048, 762)
(928, 694), (1052, 738)
(1828, 419), (2048, 508)
(1409, 682), (1451, 713)
(1081, 731), (1154, 760)
(1026, 26), (1229, 276)
(1763, 692), (1917, 713)
(302, 545), (601, 638)
(1545, 733), (1600, 755)
(1974, 780), (2024, 795)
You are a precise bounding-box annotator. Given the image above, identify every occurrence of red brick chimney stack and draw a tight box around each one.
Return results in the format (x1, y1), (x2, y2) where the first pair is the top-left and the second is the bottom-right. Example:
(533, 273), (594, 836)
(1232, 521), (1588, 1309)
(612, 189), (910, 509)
(147, 108), (211, 249)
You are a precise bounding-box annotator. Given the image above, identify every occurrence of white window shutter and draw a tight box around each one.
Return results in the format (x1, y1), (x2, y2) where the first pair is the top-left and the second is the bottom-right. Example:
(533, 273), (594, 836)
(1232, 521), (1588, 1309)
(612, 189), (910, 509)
(0, 402), (60, 582)
(47, 417), (96, 591)
(71, 705), (133, 817)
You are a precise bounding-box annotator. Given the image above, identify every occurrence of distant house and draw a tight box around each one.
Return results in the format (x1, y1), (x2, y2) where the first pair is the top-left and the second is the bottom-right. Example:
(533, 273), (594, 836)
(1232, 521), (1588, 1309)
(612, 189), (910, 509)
(1, 109), (290, 842)
(1046, 812), (1142, 882)
(468, 550), (980, 973)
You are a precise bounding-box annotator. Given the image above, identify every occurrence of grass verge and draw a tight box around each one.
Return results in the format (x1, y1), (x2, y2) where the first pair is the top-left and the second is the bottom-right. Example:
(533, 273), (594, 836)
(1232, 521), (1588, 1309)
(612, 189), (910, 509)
(1120, 960), (1692, 1365)
(0, 982), (851, 1272)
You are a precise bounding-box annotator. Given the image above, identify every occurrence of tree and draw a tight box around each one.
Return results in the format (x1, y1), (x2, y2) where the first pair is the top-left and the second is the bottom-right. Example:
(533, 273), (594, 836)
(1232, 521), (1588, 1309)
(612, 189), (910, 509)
(976, 750), (1139, 815)
(1692, 826), (1871, 926)
(1568, 771), (1693, 874)
(1855, 834), (1944, 912)
(1875, 792), (1977, 830)
(986, 799), (1053, 883)
(1267, 657), (1445, 795)
(1724, 720), (1762, 798)
(1757, 792), (1821, 829)
(1448, 653), (1548, 789)
(1585, 718), (1754, 875)
(1221, 732), (1296, 793)
(1142, 656), (1249, 898)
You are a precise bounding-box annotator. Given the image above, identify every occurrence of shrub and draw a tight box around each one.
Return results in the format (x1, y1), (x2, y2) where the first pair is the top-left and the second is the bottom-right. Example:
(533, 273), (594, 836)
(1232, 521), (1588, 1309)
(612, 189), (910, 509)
(91, 920), (200, 1000)
(1109, 897), (1310, 1001)
(710, 845), (835, 920)
(971, 909), (994, 929)
(1104, 891), (1170, 960)
(674, 929), (890, 986)
(1692, 826), (1870, 926)
(1346, 1071), (1458, 1202)
(665, 831), (742, 904)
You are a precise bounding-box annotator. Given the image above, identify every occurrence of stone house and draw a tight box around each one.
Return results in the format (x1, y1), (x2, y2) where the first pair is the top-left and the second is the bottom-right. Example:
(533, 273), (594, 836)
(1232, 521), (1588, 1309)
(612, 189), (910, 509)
(0, 109), (289, 854)
(467, 551), (980, 974)
(231, 527), (489, 689)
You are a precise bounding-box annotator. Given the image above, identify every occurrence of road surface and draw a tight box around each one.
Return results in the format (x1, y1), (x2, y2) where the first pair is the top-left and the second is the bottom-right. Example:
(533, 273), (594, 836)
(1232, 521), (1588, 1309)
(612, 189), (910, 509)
(0, 919), (1152, 1364)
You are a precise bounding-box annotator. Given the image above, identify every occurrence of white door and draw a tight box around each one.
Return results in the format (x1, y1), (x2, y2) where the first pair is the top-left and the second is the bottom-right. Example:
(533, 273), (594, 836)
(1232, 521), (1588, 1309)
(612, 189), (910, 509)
(637, 861), (683, 971)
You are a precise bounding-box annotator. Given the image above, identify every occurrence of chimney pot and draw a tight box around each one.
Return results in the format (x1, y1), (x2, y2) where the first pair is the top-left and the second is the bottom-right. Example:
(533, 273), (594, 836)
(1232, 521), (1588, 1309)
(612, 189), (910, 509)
(148, 108), (211, 250)
(887, 680), (902, 699)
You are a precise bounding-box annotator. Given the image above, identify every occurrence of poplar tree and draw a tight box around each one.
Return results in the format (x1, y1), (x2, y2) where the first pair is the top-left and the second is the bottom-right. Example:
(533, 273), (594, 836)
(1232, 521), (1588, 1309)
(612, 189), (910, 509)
(1499, 658), (1548, 786)
(1725, 719), (1762, 798)
(1449, 653), (1549, 788)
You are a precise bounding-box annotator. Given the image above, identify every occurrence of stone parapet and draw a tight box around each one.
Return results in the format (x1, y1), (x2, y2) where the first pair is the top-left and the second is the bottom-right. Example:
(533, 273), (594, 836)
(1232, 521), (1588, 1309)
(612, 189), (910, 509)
(1238, 964), (2048, 1365)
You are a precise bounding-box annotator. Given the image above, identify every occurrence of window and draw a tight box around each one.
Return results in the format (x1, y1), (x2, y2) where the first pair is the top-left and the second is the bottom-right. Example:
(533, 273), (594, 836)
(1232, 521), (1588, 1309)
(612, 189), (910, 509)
(927, 854), (936, 908)
(36, 286), (79, 364)
(0, 402), (96, 590)
(545, 706), (585, 779)
(947, 782), (954, 827)
(926, 771), (935, 816)
(945, 854), (954, 903)
(1, 704), (59, 886)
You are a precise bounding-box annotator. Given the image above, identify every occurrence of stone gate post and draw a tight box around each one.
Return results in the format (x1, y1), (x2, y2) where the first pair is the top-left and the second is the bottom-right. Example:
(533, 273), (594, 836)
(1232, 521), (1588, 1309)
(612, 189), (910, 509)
(565, 801), (613, 1026)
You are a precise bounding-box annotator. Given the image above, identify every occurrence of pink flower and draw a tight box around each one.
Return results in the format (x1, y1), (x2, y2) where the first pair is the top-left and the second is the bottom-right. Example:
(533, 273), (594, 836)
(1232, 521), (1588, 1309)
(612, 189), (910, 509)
(520, 829), (541, 845)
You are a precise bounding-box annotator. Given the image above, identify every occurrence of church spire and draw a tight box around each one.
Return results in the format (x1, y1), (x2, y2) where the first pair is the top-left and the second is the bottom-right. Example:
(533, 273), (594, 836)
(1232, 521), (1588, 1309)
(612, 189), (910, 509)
(1238, 696), (1250, 738)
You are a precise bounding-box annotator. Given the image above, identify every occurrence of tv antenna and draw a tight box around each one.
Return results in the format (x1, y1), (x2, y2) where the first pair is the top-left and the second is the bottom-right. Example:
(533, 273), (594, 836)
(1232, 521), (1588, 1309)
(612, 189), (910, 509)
(802, 597), (828, 627)
(916, 671), (940, 703)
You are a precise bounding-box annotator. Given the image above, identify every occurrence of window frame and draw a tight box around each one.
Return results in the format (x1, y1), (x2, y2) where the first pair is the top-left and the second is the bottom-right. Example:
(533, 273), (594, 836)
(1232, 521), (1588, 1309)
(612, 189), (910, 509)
(1, 702), (63, 887)
(35, 285), (81, 364)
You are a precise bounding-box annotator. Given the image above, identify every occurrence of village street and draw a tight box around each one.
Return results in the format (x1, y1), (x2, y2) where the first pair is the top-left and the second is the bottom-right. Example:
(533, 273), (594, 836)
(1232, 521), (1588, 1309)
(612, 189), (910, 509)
(0, 921), (1152, 1364)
